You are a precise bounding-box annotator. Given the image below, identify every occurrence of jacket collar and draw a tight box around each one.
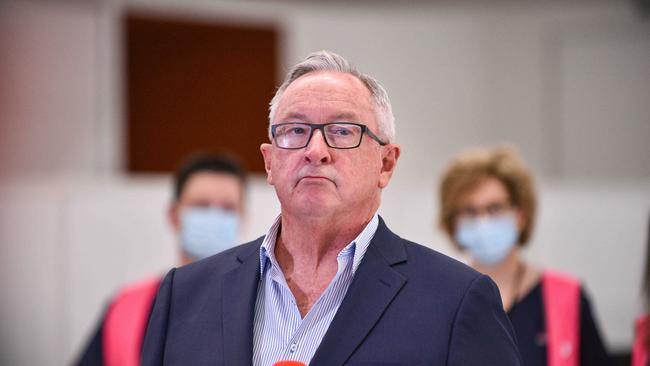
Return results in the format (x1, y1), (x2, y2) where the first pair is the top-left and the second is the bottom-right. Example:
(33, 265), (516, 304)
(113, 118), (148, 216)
(220, 216), (407, 365)
(221, 238), (263, 366)
(310, 216), (408, 365)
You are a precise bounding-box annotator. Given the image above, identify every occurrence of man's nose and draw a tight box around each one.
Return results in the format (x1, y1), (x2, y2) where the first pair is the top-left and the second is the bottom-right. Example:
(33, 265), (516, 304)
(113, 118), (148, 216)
(304, 129), (332, 164)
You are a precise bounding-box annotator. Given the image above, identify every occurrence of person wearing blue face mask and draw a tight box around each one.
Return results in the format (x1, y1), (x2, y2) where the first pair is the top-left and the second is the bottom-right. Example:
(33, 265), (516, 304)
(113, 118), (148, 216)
(438, 146), (611, 366)
(75, 153), (246, 366)
(178, 206), (240, 262)
(170, 156), (245, 265)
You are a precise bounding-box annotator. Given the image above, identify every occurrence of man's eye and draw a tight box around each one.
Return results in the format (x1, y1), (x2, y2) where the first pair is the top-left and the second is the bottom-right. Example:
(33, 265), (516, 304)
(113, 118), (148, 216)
(289, 127), (307, 135)
(329, 127), (352, 136)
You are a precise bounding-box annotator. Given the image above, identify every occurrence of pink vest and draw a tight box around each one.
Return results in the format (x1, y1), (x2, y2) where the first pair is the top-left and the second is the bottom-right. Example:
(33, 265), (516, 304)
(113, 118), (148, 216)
(103, 276), (161, 366)
(542, 270), (580, 366)
(632, 315), (650, 366)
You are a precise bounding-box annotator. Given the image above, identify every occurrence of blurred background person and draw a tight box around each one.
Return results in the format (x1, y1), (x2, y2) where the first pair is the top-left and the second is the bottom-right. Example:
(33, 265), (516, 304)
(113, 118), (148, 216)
(632, 212), (650, 366)
(75, 153), (247, 366)
(437, 145), (611, 366)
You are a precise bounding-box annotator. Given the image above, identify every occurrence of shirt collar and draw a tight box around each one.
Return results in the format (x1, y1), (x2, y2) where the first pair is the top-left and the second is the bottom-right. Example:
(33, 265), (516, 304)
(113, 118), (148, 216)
(259, 213), (379, 277)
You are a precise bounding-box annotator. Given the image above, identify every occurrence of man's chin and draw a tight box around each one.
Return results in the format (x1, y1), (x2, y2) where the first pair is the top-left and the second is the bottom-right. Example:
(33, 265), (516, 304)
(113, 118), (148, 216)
(289, 195), (338, 216)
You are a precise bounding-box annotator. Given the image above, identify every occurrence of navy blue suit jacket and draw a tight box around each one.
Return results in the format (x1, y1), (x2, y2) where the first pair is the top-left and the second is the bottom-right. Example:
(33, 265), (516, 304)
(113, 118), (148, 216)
(141, 217), (522, 365)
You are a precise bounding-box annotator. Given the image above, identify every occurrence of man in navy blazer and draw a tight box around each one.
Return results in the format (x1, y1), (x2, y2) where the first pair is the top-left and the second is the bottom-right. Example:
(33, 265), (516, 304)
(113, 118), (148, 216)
(142, 50), (522, 365)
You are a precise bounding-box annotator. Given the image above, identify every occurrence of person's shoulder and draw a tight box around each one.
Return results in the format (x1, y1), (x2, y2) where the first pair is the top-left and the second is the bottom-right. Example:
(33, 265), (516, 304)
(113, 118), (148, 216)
(373, 218), (481, 287)
(375, 229), (501, 314)
(399, 237), (481, 282)
(541, 268), (581, 285)
(113, 275), (162, 301)
(540, 268), (597, 310)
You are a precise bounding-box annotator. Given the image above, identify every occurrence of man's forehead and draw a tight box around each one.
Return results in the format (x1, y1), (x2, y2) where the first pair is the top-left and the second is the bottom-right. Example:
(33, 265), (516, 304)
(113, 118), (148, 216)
(288, 71), (368, 95)
(275, 71), (375, 122)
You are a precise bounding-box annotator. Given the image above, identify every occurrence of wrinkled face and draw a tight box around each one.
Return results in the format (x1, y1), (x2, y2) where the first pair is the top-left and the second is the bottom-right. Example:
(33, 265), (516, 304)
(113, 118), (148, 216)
(169, 172), (244, 233)
(261, 71), (399, 219)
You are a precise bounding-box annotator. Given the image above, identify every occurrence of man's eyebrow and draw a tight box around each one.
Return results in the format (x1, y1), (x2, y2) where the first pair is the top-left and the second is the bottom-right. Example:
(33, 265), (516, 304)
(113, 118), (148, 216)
(279, 112), (308, 121)
(332, 112), (359, 121)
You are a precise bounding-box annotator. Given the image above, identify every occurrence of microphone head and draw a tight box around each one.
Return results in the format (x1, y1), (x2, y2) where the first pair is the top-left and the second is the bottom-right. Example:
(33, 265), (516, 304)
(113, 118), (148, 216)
(272, 361), (307, 366)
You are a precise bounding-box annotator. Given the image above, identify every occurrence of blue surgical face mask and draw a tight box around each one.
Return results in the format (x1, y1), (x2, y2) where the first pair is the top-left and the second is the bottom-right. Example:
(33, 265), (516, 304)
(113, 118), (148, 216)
(180, 207), (240, 261)
(454, 214), (519, 266)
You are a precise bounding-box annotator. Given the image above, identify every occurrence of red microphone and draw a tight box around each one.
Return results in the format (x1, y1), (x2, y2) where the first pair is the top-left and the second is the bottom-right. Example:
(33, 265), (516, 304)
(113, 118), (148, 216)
(272, 361), (307, 366)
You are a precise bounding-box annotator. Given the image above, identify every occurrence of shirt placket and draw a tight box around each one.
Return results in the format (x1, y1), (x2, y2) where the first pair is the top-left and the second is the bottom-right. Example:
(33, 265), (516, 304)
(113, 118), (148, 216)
(268, 264), (301, 355)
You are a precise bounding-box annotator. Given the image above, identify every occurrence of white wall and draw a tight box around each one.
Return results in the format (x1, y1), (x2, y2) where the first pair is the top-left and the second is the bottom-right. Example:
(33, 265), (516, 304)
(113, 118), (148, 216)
(0, 1), (99, 177)
(0, 0), (648, 364)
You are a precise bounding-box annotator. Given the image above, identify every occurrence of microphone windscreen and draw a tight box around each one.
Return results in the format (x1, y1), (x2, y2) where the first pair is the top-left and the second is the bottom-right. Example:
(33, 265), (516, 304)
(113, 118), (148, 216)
(272, 361), (307, 366)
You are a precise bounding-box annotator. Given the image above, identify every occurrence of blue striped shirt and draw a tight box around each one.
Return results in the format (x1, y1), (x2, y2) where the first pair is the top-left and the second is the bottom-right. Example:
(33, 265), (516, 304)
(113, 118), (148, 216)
(252, 214), (379, 366)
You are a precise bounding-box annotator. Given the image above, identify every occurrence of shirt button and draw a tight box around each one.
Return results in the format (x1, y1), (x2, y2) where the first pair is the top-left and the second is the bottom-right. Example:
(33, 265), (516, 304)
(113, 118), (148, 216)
(289, 343), (297, 353)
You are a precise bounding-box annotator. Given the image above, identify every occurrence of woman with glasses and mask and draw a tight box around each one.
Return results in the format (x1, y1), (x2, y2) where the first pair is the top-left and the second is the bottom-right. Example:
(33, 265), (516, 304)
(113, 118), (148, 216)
(437, 146), (610, 366)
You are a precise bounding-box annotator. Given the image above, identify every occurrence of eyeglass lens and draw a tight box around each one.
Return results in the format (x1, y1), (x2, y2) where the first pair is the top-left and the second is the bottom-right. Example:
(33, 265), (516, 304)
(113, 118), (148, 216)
(274, 123), (363, 149)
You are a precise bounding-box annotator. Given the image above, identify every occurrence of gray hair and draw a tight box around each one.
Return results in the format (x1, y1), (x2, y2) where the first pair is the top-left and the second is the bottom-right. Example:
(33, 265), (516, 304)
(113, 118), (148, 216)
(268, 50), (396, 143)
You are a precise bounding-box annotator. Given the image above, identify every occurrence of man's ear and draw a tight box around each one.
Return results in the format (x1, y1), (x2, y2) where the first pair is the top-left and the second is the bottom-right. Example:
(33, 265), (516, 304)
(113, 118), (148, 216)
(378, 144), (401, 189)
(260, 143), (274, 185)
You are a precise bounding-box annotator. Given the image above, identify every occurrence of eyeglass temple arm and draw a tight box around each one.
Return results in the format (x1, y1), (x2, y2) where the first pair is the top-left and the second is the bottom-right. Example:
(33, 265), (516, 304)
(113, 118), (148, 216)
(365, 127), (387, 146)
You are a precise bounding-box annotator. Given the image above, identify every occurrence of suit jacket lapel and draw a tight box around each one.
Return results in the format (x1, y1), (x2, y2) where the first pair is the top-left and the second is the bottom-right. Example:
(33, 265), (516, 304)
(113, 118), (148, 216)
(221, 240), (263, 366)
(310, 218), (408, 365)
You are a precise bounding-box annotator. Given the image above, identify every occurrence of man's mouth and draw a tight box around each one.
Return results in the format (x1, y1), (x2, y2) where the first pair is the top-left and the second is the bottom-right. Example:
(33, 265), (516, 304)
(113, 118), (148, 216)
(296, 175), (336, 187)
(299, 176), (330, 182)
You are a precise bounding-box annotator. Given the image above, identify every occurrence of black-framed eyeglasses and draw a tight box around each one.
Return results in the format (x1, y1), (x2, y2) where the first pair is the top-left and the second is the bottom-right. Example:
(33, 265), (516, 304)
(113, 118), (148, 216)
(271, 122), (387, 149)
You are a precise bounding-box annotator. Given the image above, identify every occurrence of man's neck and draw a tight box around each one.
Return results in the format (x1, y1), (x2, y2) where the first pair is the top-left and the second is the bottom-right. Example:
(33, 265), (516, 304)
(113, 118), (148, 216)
(277, 210), (373, 266)
(273, 209), (375, 318)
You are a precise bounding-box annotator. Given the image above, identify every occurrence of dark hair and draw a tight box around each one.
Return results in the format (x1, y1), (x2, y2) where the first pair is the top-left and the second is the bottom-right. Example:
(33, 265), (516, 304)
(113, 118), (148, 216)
(173, 153), (246, 201)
